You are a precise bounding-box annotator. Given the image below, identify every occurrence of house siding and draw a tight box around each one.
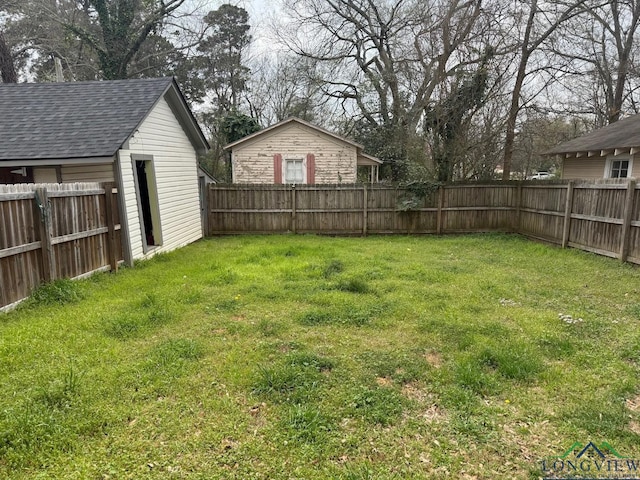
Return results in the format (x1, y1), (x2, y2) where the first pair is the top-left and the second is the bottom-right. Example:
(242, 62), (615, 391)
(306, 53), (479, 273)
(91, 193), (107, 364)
(563, 154), (640, 179)
(61, 163), (114, 182)
(118, 96), (202, 262)
(562, 157), (607, 180)
(33, 167), (58, 183)
(232, 123), (358, 184)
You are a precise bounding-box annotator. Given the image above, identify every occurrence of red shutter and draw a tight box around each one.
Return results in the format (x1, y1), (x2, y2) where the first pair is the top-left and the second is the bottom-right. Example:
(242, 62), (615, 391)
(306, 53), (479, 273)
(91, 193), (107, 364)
(273, 153), (283, 184)
(306, 153), (316, 184)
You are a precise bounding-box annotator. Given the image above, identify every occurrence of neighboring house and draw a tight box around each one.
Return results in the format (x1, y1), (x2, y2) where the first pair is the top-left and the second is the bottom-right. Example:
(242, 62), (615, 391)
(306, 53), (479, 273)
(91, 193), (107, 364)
(0, 77), (209, 265)
(225, 117), (382, 184)
(547, 115), (640, 180)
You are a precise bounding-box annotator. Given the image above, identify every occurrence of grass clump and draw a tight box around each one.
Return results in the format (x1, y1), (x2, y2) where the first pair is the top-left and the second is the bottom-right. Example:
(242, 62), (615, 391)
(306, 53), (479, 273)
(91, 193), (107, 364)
(103, 296), (175, 339)
(358, 350), (428, 384)
(253, 351), (333, 403)
(476, 343), (544, 381)
(334, 277), (370, 294)
(36, 361), (83, 410)
(281, 404), (333, 443)
(29, 279), (82, 306)
(298, 303), (383, 327)
(349, 386), (405, 426)
(454, 357), (501, 396)
(323, 259), (344, 278)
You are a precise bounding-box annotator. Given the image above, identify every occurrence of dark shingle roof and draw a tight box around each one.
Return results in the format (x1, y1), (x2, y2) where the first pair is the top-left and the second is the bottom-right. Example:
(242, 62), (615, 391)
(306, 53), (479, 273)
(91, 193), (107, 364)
(546, 114), (640, 155)
(0, 77), (179, 161)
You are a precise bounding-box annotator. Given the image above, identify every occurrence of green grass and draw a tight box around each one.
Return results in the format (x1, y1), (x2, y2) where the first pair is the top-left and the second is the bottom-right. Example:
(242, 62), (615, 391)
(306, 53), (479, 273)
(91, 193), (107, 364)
(1, 233), (640, 479)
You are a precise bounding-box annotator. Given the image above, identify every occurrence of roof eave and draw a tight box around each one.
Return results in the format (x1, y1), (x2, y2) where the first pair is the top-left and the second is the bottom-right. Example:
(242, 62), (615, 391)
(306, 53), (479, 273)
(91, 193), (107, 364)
(0, 155), (116, 167)
(163, 78), (210, 154)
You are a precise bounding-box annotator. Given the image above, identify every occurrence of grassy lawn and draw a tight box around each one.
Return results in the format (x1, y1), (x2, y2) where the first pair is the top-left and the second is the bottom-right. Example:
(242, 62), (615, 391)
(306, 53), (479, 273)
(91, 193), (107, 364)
(1, 234), (640, 479)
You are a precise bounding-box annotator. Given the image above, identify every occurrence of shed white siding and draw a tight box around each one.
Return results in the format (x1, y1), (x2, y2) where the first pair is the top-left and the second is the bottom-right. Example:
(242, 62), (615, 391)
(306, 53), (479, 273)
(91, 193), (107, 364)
(232, 123), (358, 184)
(118, 96), (202, 261)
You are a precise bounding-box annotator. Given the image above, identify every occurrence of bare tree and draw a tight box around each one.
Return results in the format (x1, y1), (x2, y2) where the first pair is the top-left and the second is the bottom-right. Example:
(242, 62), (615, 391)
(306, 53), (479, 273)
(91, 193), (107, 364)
(246, 54), (327, 125)
(553, 0), (640, 125)
(277, 0), (485, 179)
(500, 0), (587, 180)
(0, 29), (17, 82)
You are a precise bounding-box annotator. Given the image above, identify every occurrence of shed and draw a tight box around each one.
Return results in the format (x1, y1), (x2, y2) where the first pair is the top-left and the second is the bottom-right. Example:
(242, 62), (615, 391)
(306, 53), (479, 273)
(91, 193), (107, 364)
(0, 77), (209, 265)
(546, 115), (640, 179)
(224, 117), (381, 184)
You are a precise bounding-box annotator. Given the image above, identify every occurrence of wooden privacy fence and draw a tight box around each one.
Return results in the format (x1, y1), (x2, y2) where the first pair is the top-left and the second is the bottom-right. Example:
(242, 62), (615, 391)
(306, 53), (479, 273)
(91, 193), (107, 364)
(0, 182), (122, 310)
(206, 180), (640, 264)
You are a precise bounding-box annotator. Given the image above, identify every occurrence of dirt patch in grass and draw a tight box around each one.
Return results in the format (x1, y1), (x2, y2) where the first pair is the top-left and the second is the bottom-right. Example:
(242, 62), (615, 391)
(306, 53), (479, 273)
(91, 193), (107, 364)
(626, 393), (640, 412)
(375, 376), (393, 387)
(424, 351), (443, 368)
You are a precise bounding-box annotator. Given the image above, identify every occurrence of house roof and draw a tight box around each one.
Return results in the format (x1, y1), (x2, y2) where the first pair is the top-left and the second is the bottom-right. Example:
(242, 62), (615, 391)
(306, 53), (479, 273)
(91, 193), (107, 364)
(357, 152), (383, 165)
(0, 77), (209, 162)
(224, 117), (367, 151)
(546, 114), (640, 155)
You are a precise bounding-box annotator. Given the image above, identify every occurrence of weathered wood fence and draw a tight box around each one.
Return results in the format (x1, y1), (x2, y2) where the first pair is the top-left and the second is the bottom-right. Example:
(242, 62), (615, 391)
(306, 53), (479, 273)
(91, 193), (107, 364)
(206, 180), (640, 264)
(0, 182), (122, 310)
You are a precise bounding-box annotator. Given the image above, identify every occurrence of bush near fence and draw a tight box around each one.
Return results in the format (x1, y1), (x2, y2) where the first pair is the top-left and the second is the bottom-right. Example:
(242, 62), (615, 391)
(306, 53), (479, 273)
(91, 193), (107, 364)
(0, 182), (122, 310)
(205, 180), (640, 265)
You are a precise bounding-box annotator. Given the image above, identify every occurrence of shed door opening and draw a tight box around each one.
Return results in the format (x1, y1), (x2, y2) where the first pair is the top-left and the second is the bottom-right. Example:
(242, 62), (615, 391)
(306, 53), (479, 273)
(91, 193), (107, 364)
(135, 160), (158, 248)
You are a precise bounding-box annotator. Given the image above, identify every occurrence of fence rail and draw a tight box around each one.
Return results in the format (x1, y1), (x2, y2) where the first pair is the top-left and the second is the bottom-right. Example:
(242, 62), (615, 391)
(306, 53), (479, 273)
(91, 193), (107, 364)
(0, 182), (122, 310)
(206, 180), (640, 264)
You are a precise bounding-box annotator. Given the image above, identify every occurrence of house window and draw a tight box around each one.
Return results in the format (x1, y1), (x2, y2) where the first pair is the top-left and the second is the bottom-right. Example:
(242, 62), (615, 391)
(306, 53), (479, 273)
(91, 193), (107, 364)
(605, 155), (632, 179)
(611, 160), (629, 178)
(285, 159), (305, 184)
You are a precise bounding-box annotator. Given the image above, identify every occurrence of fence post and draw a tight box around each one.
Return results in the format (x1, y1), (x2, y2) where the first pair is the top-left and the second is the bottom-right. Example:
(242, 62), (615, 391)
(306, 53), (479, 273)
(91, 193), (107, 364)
(291, 185), (297, 234)
(198, 176), (208, 237)
(34, 187), (55, 282)
(561, 181), (575, 249)
(362, 185), (368, 236)
(515, 183), (522, 233)
(619, 179), (637, 262)
(104, 182), (119, 272)
(436, 185), (445, 235)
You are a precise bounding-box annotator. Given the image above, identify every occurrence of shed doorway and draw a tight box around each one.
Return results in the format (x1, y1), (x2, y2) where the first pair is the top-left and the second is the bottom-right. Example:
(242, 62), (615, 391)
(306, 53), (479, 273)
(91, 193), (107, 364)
(133, 156), (162, 251)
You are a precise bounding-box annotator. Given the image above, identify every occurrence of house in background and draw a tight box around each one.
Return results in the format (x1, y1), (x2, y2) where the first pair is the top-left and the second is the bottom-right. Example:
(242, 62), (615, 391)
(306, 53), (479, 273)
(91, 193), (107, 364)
(546, 115), (640, 179)
(0, 77), (209, 265)
(225, 117), (382, 184)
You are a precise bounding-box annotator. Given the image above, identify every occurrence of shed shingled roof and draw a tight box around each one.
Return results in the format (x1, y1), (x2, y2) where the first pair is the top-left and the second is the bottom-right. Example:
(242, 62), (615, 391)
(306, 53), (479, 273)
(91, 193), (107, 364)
(0, 77), (207, 161)
(546, 114), (640, 155)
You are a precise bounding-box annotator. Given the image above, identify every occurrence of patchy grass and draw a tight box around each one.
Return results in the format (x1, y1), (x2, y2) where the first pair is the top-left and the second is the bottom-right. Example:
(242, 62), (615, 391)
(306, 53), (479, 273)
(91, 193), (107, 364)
(1, 234), (640, 479)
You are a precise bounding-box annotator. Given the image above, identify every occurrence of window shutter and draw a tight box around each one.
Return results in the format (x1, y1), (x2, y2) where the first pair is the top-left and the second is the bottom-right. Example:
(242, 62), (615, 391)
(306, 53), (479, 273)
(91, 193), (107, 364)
(306, 153), (316, 184)
(273, 153), (283, 184)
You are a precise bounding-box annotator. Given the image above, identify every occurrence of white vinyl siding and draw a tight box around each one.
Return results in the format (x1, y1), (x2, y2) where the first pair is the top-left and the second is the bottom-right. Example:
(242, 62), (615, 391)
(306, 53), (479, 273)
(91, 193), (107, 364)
(232, 123), (358, 184)
(118, 97), (202, 262)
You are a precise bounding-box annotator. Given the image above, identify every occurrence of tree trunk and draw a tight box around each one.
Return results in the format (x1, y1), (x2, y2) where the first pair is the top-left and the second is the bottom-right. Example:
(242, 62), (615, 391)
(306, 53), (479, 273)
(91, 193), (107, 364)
(501, 64), (527, 180)
(0, 30), (18, 83)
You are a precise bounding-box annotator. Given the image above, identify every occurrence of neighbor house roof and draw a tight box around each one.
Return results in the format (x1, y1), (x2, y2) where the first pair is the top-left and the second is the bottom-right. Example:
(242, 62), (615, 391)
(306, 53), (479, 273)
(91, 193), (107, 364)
(0, 77), (209, 162)
(546, 114), (640, 156)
